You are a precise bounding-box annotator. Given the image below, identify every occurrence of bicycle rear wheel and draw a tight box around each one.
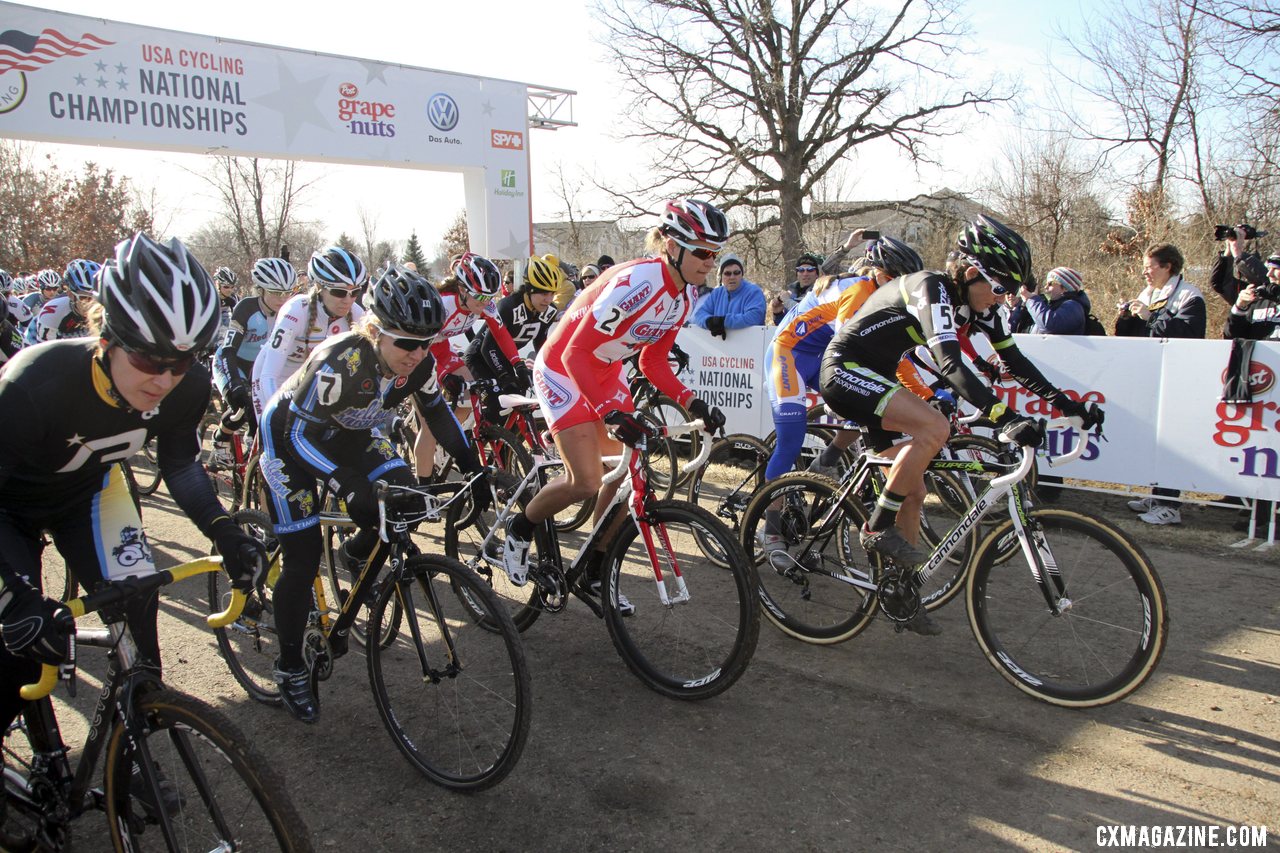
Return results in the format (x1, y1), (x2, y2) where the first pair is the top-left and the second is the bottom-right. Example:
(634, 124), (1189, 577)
(740, 472), (881, 644)
(208, 510), (282, 705)
(686, 433), (769, 567)
(320, 490), (401, 649)
(635, 393), (699, 490)
(103, 688), (311, 852)
(601, 501), (759, 700)
(366, 554), (531, 791)
(966, 507), (1169, 707)
(129, 439), (162, 497)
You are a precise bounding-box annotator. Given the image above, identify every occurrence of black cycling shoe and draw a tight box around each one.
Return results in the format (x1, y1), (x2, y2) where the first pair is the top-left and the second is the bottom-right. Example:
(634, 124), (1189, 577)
(273, 661), (319, 724)
(859, 525), (927, 568)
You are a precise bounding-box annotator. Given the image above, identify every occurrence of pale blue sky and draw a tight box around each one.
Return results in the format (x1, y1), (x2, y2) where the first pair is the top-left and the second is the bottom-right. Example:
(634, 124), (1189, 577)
(11, 0), (1105, 252)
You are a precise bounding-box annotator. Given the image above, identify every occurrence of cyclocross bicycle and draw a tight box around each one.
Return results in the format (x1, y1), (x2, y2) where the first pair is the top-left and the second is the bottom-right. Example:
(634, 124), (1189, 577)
(2, 558), (311, 852)
(208, 483), (531, 791)
(739, 415), (1168, 708)
(445, 421), (761, 701)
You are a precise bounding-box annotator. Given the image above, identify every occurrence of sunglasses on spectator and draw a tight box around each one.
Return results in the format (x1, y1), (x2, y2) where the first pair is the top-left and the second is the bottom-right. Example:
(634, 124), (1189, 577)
(324, 286), (363, 299)
(380, 328), (434, 351)
(722, 268), (743, 276)
(795, 265), (818, 273)
(581, 274), (598, 282)
(122, 347), (198, 376)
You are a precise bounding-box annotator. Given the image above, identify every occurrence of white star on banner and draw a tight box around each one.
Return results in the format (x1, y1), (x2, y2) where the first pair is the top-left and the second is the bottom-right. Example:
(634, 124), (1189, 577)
(252, 61), (331, 145)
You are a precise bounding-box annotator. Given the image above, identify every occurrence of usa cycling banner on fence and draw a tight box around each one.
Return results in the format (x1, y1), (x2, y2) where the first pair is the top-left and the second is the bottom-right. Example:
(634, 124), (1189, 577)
(675, 326), (1280, 501)
(0, 2), (532, 257)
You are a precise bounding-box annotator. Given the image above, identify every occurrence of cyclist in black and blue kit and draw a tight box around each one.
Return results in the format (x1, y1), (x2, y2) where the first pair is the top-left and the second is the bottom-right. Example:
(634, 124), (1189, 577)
(260, 265), (486, 723)
(0, 233), (266, 737)
(210, 257), (297, 458)
(819, 215), (1103, 633)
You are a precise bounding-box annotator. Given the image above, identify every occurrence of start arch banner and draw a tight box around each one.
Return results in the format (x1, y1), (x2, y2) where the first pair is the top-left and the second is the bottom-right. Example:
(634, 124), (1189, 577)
(672, 326), (1280, 502)
(0, 1), (533, 257)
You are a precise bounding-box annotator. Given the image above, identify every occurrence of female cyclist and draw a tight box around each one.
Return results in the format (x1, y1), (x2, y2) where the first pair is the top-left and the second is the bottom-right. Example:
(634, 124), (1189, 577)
(259, 265), (484, 723)
(410, 252), (524, 483)
(463, 253), (561, 419)
(32, 258), (100, 342)
(251, 245), (366, 416)
(502, 198), (729, 587)
(0, 233), (265, 737)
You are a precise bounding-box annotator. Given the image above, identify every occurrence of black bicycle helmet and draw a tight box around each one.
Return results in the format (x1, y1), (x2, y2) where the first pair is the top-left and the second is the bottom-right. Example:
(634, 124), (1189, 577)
(863, 236), (924, 278)
(369, 265), (445, 338)
(955, 215), (1033, 290)
(99, 233), (221, 356)
(308, 246), (368, 287)
(213, 266), (238, 286)
(659, 199), (731, 249)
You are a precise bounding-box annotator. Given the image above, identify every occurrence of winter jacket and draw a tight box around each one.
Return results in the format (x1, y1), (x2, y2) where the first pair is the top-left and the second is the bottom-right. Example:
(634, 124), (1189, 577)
(1114, 275), (1206, 340)
(692, 279), (767, 330)
(1024, 290), (1090, 335)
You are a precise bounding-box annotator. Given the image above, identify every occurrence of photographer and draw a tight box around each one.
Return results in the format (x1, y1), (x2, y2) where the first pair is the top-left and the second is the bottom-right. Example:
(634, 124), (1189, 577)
(1209, 224), (1276, 337)
(1227, 254), (1280, 340)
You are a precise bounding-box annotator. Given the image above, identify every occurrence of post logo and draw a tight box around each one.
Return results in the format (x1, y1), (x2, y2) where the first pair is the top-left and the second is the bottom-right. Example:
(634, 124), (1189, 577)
(491, 129), (524, 150)
(1220, 361), (1276, 397)
(500, 170), (517, 188)
(427, 93), (459, 131)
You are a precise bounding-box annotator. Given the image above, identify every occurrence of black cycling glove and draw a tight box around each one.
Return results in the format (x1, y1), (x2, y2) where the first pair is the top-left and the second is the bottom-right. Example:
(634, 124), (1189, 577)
(510, 359), (534, 393)
(440, 373), (466, 403)
(687, 397), (727, 434)
(705, 316), (727, 339)
(0, 587), (70, 666)
(1002, 416), (1045, 448)
(225, 382), (251, 413)
(974, 357), (1002, 384)
(603, 410), (653, 449)
(1056, 398), (1105, 431)
(211, 518), (268, 592)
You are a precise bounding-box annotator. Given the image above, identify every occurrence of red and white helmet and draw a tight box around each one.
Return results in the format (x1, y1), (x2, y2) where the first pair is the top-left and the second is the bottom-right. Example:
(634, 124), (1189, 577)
(659, 199), (731, 249)
(451, 252), (502, 299)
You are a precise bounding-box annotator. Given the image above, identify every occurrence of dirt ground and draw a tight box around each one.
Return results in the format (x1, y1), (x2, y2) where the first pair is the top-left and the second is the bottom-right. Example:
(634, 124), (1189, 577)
(33, 486), (1280, 852)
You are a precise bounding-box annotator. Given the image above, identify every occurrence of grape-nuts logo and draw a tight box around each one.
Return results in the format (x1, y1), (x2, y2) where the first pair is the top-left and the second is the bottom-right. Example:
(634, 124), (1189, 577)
(1220, 361), (1276, 396)
(427, 93), (459, 132)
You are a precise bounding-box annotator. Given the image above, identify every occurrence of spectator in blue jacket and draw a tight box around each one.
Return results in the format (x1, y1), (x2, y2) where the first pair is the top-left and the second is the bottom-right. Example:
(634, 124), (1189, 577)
(1023, 267), (1090, 335)
(692, 254), (767, 337)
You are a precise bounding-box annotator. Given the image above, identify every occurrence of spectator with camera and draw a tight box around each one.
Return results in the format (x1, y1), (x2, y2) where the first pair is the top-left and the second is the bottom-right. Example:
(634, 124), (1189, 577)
(768, 230), (867, 324)
(1116, 242), (1206, 525)
(1209, 224), (1279, 340)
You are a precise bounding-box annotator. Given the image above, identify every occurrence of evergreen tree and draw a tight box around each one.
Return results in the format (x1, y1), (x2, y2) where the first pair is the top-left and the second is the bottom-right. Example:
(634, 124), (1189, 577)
(403, 230), (428, 270)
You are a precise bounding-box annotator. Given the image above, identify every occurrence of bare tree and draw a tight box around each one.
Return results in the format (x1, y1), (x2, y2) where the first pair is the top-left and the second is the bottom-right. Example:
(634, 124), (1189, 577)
(193, 156), (318, 266)
(542, 160), (591, 260)
(594, 0), (1011, 266)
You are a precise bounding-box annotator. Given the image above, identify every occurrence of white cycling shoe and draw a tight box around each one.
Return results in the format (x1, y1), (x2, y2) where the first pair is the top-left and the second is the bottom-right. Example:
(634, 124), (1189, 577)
(503, 532), (530, 586)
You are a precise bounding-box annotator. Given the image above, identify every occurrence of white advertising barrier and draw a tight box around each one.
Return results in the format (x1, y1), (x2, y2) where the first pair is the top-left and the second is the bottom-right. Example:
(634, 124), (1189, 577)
(676, 326), (1280, 501)
(0, 2), (532, 257)
(675, 326), (772, 437)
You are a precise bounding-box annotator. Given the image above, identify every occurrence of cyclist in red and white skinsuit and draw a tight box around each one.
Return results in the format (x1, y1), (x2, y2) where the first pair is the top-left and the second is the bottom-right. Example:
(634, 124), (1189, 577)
(503, 199), (730, 587)
(410, 253), (526, 483)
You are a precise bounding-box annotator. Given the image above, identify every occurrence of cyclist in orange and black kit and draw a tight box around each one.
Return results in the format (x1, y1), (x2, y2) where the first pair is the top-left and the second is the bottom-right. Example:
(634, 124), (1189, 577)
(819, 216), (1103, 634)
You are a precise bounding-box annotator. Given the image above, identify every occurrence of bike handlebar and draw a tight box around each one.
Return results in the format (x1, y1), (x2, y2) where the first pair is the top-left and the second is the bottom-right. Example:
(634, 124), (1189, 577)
(989, 415), (1095, 493)
(603, 420), (710, 486)
(20, 558), (245, 701)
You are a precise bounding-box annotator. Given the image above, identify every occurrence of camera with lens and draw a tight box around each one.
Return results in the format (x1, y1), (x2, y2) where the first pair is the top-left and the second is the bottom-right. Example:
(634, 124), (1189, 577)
(1257, 282), (1280, 301)
(1215, 223), (1268, 241)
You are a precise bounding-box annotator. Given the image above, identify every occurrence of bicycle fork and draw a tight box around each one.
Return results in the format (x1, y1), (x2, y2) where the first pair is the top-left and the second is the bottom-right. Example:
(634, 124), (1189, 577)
(1005, 490), (1071, 615)
(631, 497), (689, 607)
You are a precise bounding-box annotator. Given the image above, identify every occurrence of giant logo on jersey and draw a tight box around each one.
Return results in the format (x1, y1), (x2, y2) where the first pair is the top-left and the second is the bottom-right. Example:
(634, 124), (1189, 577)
(617, 283), (653, 314)
(534, 369), (573, 409)
(630, 323), (669, 342)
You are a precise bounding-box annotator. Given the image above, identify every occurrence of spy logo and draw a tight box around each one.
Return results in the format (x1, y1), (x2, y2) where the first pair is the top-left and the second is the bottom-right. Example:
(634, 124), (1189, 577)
(500, 170), (516, 189)
(427, 93), (459, 131)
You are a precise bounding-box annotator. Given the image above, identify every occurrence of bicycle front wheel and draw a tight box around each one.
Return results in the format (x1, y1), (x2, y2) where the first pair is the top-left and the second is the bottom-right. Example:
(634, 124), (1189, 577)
(687, 433), (769, 567)
(103, 688), (311, 852)
(367, 554), (531, 791)
(602, 501), (759, 700)
(208, 509), (282, 705)
(740, 472), (880, 644)
(966, 507), (1169, 707)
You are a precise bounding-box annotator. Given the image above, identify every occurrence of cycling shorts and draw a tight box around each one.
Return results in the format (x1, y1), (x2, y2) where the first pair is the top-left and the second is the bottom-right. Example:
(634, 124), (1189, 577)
(818, 354), (903, 432)
(532, 350), (632, 436)
(766, 343), (822, 411)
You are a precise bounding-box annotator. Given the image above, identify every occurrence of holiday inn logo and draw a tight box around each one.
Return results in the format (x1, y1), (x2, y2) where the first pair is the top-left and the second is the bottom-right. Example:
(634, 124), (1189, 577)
(494, 169), (525, 199)
(501, 170), (516, 188)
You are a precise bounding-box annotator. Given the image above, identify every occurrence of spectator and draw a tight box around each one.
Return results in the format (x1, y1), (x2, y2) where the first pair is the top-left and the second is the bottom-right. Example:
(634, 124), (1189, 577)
(1023, 267), (1090, 335)
(691, 254), (766, 337)
(1209, 225), (1266, 334)
(557, 262), (597, 313)
(1002, 289), (1035, 333)
(1117, 243), (1206, 525)
(768, 230), (865, 323)
(1226, 253), (1280, 340)
(596, 254), (615, 273)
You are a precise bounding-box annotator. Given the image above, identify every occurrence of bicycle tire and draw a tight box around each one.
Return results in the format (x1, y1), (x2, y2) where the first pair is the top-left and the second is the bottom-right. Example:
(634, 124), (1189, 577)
(208, 509), (282, 705)
(686, 433), (769, 567)
(320, 489), (402, 650)
(966, 507), (1169, 708)
(129, 439), (163, 497)
(601, 501), (760, 700)
(366, 554), (531, 791)
(740, 472), (881, 644)
(443, 470), (542, 632)
(763, 422), (859, 477)
(634, 393), (700, 489)
(103, 688), (312, 852)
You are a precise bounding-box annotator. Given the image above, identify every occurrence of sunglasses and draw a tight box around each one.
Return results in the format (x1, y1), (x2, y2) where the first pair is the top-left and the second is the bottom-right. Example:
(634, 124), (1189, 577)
(971, 262), (1010, 296)
(721, 268), (743, 276)
(381, 328), (434, 352)
(123, 348), (197, 376)
(41, 285), (59, 291)
(795, 266), (818, 273)
(465, 290), (496, 305)
(671, 237), (721, 261)
(324, 286), (363, 299)
(581, 274), (598, 282)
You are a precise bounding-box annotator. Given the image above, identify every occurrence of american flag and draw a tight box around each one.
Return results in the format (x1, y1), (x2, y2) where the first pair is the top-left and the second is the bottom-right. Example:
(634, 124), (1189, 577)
(0, 27), (115, 74)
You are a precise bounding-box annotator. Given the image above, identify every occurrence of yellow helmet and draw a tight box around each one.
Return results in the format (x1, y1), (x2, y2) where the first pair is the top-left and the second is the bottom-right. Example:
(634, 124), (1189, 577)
(526, 254), (565, 292)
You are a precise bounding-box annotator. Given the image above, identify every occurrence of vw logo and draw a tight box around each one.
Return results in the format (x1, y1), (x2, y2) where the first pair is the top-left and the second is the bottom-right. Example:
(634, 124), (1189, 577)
(427, 93), (459, 131)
